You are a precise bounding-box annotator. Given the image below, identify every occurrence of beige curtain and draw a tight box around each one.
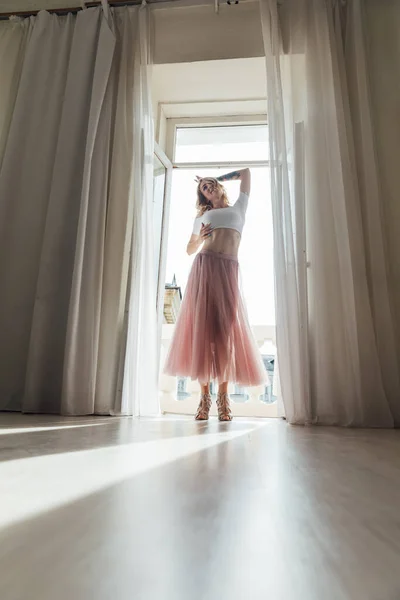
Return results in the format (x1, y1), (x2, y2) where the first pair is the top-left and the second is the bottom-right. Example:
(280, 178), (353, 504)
(338, 0), (400, 423)
(0, 5), (157, 416)
(361, 0), (400, 385)
(0, 18), (30, 166)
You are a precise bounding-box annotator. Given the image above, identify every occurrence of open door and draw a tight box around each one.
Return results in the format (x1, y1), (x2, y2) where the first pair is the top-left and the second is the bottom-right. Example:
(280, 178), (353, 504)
(153, 142), (173, 370)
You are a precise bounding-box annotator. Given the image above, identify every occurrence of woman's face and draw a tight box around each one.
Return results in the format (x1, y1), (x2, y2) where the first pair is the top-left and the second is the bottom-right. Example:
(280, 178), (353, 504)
(200, 179), (222, 204)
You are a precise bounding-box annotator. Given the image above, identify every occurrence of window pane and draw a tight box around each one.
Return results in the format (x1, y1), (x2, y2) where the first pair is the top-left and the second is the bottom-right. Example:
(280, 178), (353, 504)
(175, 125), (269, 163)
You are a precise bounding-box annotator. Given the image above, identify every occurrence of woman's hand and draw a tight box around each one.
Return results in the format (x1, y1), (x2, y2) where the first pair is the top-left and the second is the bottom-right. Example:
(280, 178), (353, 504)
(195, 175), (203, 184)
(200, 223), (213, 240)
(186, 224), (212, 255)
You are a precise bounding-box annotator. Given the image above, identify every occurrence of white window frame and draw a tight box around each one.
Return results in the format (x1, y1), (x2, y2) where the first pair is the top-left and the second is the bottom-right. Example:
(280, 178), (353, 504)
(166, 114), (269, 169)
(154, 142), (173, 372)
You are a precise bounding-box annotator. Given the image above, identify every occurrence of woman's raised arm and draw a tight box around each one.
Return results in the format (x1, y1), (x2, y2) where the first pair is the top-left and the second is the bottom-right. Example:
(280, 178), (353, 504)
(216, 168), (251, 195)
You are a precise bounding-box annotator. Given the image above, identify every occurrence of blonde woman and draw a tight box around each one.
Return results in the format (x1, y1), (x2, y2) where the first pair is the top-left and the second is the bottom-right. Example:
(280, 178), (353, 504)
(164, 168), (267, 421)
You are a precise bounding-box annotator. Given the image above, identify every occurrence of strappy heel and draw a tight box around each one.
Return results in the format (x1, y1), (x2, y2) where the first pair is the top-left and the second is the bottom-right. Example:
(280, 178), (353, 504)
(195, 393), (212, 421)
(217, 392), (233, 421)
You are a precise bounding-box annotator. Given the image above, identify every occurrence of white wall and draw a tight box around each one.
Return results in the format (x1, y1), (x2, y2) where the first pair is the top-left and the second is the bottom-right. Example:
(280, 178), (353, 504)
(152, 1), (263, 64)
(152, 57), (267, 106)
(152, 57), (267, 151)
(152, 57), (267, 149)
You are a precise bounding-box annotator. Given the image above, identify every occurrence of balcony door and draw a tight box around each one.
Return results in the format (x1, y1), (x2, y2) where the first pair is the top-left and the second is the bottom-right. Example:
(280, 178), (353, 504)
(157, 119), (279, 418)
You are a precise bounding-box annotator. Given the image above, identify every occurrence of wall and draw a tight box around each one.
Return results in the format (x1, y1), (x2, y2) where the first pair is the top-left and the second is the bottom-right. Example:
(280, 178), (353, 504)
(152, 0), (263, 64)
(152, 56), (267, 114)
(152, 57), (267, 150)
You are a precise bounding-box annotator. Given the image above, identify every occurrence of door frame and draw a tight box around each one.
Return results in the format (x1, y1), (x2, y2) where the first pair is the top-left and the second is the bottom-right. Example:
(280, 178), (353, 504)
(157, 117), (280, 418)
(154, 142), (173, 371)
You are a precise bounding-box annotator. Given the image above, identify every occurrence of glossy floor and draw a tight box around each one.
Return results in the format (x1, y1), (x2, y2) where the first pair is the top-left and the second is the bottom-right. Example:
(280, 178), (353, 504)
(1, 413), (400, 600)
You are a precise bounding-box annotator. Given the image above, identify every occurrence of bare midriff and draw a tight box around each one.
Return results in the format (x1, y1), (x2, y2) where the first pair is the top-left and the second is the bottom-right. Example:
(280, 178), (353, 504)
(202, 228), (241, 258)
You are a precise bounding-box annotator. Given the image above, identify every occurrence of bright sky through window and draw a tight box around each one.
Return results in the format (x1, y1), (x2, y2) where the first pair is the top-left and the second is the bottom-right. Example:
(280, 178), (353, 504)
(175, 125), (269, 163)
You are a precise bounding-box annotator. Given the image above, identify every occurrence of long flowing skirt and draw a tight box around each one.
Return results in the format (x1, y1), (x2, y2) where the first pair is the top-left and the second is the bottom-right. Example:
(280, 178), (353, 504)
(164, 250), (268, 386)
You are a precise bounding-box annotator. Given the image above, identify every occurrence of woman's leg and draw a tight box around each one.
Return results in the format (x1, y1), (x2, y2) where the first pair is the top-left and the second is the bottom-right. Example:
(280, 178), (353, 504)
(195, 382), (212, 420)
(217, 381), (232, 421)
(217, 381), (228, 395)
(201, 382), (211, 395)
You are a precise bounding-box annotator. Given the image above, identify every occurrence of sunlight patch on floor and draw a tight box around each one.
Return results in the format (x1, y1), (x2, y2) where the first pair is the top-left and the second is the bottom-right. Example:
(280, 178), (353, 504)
(0, 425), (261, 530)
(0, 422), (113, 435)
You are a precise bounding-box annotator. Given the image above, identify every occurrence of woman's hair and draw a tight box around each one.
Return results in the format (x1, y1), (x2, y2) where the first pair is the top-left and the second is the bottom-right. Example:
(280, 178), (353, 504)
(196, 178), (230, 216)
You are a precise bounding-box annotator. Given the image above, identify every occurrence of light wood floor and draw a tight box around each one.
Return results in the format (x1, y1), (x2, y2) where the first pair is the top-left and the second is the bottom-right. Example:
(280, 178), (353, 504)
(1, 413), (400, 600)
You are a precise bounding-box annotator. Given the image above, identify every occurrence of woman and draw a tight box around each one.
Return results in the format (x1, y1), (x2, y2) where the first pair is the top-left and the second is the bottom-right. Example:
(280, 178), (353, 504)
(164, 168), (267, 421)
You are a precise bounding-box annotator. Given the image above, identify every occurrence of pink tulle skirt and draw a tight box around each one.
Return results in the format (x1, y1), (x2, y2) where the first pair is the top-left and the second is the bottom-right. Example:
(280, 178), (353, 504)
(164, 250), (268, 386)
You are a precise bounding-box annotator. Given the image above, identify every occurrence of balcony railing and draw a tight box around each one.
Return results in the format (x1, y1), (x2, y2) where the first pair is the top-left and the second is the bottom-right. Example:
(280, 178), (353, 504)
(159, 324), (280, 418)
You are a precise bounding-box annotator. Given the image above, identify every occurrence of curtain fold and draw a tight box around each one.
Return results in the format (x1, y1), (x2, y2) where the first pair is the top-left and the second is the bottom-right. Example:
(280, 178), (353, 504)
(120, 3), (158, 416)
(364, 1), (400, 354)
(259, 0), (311, 425)
(260, 0), (400, 426)
(0, 5), (157, 416)
(338, 0), (400, 424)
(0, 18), (30, 167)
(59, 8), (116, 415)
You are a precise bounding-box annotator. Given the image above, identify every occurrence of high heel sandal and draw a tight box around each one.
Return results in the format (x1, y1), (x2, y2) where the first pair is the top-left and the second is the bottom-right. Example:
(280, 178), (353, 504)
(217, 392), (233, 421)
(195, 393), (212, 421)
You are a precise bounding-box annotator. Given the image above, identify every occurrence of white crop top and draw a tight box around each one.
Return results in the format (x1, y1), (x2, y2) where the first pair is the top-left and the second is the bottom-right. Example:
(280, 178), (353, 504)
(192, 192), (249, 236)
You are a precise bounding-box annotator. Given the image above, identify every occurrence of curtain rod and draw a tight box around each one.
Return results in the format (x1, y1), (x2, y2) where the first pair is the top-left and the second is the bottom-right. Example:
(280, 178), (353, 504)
(0, 0), (176, 19)
(0, 0), (257, 19)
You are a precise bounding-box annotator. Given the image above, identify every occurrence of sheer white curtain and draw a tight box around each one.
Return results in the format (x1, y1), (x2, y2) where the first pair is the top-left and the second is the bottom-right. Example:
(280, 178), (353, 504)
(120, 5), (158, 416)
(259, 0), (311, 424)
(0, 3), (157, 416)
(260, 0), (400, 426)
